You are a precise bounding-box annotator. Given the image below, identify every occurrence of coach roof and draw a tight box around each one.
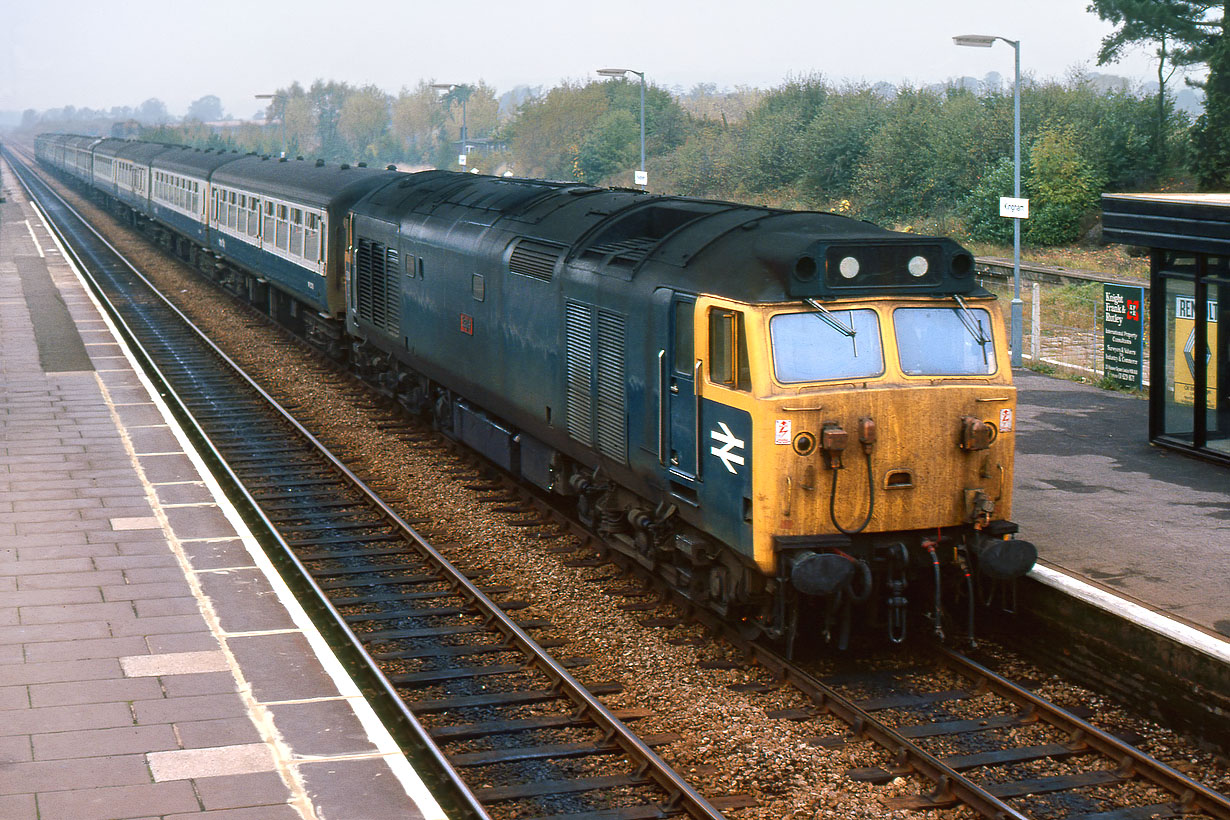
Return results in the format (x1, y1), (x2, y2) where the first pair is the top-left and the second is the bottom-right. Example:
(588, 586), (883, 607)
(210, 155), (400, 208)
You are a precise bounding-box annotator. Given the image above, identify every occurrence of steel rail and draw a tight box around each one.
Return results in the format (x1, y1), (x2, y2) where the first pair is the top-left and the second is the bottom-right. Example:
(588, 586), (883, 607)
(937, 646), (1230, 820)
(4, 148), (492, 819)
(10, 146), (729, 820)
(735, 637), (1033, 820)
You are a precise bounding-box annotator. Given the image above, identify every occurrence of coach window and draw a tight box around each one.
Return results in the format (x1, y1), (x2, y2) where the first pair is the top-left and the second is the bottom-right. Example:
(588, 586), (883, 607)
(708, 308), (750, 391)
(305, 213), (321, 261)
(264, 202), (275, 241)
(290, 208), (304, 257)
(236, 195), (246, 233)
(276, 205), (289, 251)
(247, 198), (260, 238)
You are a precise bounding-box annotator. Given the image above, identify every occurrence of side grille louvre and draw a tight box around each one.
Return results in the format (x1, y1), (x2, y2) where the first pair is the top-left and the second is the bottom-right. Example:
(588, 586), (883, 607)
(355, 237), (400, 334)
(565, 300), (627, 463)
(565, 302), (594, 446)
(509, 239), (563, 282)
(595, 311), (627, 461)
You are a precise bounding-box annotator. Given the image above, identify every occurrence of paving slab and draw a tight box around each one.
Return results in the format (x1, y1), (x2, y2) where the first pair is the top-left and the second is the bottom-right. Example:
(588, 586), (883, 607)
(0, 155), (448, 819)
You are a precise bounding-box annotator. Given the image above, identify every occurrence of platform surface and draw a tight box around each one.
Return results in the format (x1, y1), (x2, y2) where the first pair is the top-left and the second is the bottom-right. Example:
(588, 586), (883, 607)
(1, 161), (446, 818)
(1013, 368), (1230, 645)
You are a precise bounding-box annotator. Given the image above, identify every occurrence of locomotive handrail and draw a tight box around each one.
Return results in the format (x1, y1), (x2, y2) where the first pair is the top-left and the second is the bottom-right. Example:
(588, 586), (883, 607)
(694, 358), (703, 478)
(658, 349), (667, 466)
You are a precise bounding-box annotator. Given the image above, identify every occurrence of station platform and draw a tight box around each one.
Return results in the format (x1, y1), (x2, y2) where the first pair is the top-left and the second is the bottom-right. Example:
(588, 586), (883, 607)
(1013, 369), (1230, 657)
(1, 163), (446, 817)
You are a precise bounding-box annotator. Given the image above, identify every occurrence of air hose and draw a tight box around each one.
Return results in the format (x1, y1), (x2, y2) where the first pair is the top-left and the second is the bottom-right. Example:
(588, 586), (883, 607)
(830, 447), (875, 535)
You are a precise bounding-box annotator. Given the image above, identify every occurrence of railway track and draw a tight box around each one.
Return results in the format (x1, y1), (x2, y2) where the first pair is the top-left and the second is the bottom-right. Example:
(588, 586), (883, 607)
(6, 147), (744, 820)
(12, 145), (1230, 820)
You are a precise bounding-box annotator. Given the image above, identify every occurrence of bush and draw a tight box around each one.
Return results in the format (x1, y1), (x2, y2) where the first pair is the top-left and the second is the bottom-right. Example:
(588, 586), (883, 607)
(1026, 124), (1105, 246)
(959, 156), (1018, 245)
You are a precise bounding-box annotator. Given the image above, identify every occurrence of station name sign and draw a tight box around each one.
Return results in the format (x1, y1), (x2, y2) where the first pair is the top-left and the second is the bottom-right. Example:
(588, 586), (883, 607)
(999, 197), (1030, 219)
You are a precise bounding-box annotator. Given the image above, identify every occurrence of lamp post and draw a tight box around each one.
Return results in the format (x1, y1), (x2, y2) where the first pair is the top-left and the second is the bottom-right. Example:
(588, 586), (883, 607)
(431, 83), (471, 170)
(954, 34), (1023, 368)
(254, 93), (286, 158)
(597, 67), (646, 188)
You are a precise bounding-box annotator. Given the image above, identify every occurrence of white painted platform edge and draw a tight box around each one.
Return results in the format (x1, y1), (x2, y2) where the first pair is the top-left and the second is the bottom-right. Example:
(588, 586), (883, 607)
(31, 197), (450, 820)
(1031, 564), (1230, 665)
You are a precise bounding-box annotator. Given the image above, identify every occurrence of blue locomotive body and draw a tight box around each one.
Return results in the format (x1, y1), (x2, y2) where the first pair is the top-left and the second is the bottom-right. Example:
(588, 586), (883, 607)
(34, 132), (1036, 648)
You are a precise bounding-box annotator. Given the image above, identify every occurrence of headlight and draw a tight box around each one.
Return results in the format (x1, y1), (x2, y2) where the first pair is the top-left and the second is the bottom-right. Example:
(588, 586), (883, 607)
(908, 255), (929, 277)
(838, 256), (860, 279)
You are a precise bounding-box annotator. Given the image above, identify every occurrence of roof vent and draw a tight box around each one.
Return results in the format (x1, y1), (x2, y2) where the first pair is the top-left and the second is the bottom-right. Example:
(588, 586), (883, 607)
(387, 164), (396, 171)
(315, 159), (325, 167)
(340, 163), (350, 170)
(357, 162), (367, 167)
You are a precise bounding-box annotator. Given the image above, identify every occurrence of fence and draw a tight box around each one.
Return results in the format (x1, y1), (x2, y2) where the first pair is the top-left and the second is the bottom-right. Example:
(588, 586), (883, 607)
(975, 262), (1150, 388)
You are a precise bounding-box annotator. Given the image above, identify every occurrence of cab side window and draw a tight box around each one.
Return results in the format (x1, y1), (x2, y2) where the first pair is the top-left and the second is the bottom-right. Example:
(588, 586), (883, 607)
(709, 308), (750, 391)
(673, 300), (694, 374)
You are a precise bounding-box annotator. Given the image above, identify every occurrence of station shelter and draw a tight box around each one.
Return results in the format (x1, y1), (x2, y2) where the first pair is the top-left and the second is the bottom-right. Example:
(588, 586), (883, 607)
(1102, 193), (1229, 465)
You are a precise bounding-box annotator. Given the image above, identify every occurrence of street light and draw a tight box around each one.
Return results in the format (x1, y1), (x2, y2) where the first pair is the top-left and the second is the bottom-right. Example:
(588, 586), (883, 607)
(597, 67), (646, 188)
(431, 83), (471, 170)
(954, 33), (1023, 368)
(254, 93), (286, 158)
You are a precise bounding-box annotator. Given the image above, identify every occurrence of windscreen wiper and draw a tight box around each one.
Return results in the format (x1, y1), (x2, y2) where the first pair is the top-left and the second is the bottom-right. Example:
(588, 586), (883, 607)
(953, 295), (991, 365)
(806, 298), (858, 357)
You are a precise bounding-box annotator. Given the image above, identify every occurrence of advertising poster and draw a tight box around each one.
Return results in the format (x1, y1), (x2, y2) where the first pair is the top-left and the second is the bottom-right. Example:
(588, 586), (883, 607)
(1103, 284), (1144, 389)
(1174, 295), (1219, 407)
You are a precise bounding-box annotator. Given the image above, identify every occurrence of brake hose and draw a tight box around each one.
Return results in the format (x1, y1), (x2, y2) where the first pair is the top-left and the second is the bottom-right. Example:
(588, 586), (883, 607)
(830, 448), (875, 535)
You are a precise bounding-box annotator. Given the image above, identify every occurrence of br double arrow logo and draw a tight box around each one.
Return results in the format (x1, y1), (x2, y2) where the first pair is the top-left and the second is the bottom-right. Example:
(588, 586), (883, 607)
(710, 422), (745, 474)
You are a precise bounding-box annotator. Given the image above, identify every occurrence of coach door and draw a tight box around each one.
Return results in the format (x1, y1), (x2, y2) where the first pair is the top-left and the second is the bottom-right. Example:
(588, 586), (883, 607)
(661, 291), (700, 496)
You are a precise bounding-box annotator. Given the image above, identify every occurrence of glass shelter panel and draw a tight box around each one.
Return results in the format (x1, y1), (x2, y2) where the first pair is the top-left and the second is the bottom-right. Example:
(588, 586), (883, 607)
(1160, 274), (1198, 445)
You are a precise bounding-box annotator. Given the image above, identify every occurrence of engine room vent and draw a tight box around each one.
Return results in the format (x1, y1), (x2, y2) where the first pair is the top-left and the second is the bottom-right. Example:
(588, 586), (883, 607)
(594, 311), (627, 462)
(509, 239), (564, 282)
(355, 237), (400, 335)
(565, 303), (593, 447)
(565, 300), (627, 463)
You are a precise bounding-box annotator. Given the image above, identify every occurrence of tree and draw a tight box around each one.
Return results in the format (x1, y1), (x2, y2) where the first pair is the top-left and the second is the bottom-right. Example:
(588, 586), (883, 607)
(507, 81), (611, 179)
(338, 85), (391, 162)
(1191, 21), (1230, 186)
(186, 95), (225, 123)
(283, 86), (319, 156)
(137, 98), (170, 124)
(308, 80), (354, 160)
(1025, 124), (1105, 245)
(800, 85), (889, 200)
(1087, 0), (1215, 164)
(960, 156), (1020, 244)
(577, 109), (638, 183)
(740, 75), (828, 192)
(852, 87), (948, 222)
(392, 82), (447, 165)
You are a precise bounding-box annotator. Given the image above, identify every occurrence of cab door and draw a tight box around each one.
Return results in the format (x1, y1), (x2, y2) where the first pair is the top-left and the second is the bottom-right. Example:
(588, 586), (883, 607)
(663, 292), (699, 488)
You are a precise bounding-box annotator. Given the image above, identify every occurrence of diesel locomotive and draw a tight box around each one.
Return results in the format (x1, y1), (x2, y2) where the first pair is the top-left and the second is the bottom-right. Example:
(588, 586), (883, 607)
(33, 133), (1036, 649)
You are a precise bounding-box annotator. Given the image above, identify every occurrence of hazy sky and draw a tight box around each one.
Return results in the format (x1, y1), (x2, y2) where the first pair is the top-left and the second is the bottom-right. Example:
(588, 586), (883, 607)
(1, 0), (1184, 119)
